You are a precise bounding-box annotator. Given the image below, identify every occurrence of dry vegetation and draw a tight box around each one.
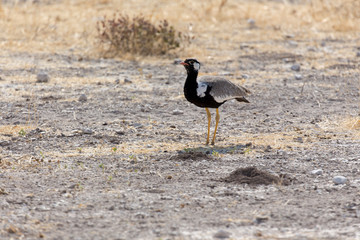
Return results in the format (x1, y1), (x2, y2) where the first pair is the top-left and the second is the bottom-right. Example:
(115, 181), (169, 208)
(0, 0), (360, 57)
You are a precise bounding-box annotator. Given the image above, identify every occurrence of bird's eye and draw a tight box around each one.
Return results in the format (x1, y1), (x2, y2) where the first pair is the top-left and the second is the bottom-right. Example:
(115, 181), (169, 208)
(189, 61), (194, 64)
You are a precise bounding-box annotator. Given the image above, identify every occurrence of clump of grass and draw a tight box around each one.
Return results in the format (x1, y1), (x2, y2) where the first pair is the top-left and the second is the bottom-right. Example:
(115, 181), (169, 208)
(97, 13), (192, 57)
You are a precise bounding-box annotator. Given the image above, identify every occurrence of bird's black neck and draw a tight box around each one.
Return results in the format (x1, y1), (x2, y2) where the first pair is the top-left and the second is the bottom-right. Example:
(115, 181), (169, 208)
(184, 70), (198, 87)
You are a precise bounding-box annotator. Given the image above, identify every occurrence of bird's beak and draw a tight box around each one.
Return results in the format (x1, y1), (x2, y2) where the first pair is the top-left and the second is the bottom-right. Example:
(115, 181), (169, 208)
(180, 62), (189, 66)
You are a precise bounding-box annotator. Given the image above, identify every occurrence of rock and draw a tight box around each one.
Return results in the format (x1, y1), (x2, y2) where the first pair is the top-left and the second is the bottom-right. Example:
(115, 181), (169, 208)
(0, 141), (10, 147)
(173, 59), (182, 65)
(288, 40), (298, 47)
(247, 18), (256, 28)
(213, 230), (231, 239)
(294, 74), (302, 80)
(172, 109), (183, 115)
(284, 33), (295, 39)
(124, 78), (132, 83)
(78, 94), (87, 102)
(36, 72), (49, 83)
(333, 176), (347, 185)
(311, 169), (323, 175)
(241, 74), (249, 79)
(115, 130), (125, 135)
(356, 51), (360, 57)
(291, 64), (301, 72)
(82, 128), (93, 134)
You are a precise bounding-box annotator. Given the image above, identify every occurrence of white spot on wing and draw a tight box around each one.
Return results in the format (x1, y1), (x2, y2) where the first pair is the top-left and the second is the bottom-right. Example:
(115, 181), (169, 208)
(197, 82), (207, 97)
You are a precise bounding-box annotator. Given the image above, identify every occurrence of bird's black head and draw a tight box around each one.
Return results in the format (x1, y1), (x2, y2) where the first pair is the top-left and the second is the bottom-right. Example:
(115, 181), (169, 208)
(180, 59), (201, 72)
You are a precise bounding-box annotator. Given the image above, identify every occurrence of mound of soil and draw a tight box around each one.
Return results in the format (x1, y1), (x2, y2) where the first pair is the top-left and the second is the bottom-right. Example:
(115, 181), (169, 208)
(222, 166), (290, 186)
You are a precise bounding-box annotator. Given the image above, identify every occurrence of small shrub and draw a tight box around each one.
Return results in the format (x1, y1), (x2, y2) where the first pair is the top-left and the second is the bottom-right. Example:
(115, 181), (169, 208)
(97, 13), (192, 56)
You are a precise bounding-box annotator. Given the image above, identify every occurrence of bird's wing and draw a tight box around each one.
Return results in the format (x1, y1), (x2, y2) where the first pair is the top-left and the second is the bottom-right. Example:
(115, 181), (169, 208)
(198, 76), (250, 103)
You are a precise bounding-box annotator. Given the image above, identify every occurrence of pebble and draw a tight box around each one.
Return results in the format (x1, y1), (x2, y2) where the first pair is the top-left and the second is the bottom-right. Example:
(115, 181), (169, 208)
(311, 169), (323, 175)
(173, 59), (182, 65)
(288, 40), (298, 47)
(247, 18), (256, 28)
(333, 176), (347, 185)
(0, 141), (10, 146)
(82, 128), (93, 134)
(36, 72), (50, 83)
(241, 74), (249, 79)
(172, 109), (184, 115)
(294, 74), (303, 80)
(356, 51), (360, 57)
(124, 78), (132, 83)
(213, 230), (231, 239)
(78, 94), (87, 102)
(291, 64), (301, 72)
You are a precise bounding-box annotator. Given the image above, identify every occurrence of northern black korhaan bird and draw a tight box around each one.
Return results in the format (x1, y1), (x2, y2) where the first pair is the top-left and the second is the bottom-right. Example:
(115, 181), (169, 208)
(180, 59), (250, 145)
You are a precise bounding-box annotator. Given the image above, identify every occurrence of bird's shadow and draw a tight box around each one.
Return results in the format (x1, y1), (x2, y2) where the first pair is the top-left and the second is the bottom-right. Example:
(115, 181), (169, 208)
(176, 143), (252, 160)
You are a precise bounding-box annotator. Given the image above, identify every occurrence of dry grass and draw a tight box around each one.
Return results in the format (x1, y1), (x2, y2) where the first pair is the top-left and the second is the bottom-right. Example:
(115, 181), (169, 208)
(0, 0), (360, 59)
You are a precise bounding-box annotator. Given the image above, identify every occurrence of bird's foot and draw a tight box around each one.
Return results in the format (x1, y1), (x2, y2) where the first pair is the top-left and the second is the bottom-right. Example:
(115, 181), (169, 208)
(205, 140), (209, 145)
(211, 141), (215, 146)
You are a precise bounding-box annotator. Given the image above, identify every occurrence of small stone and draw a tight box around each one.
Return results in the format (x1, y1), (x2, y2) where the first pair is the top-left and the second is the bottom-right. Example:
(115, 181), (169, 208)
(247, 18), (256, 28)
(356, 51), (360, 57)
(0, 141), (10, 146)
(284, 33), (295, 38)
(124, 78), (132, 83)
(294, 74), (303, 80)
(254, 215), (269, 224)
(115, 130), (125, 135)
(241, 74), (249, 79)
(173, 59), (182, 65)
(172, 109), (183, 115)
(288, 40), (298, 47)
(291, 64), (301, 72)
(82, 128), (93, 134)
(213, 230), (231, 239)
(78, 94), (87, 102)
(311, 169), (323, 175)
(115, 79), (120, 84)
(36, 73), (49, 83)
(333, 176), (347, 185)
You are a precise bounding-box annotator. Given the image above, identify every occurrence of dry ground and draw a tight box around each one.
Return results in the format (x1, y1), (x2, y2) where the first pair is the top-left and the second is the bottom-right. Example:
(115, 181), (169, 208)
(1, 0), (360, 239)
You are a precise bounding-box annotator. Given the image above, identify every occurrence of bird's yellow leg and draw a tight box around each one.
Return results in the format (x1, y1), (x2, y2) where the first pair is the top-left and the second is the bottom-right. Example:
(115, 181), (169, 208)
(211, 108), (220, 145)
(205, 108), (211, 145)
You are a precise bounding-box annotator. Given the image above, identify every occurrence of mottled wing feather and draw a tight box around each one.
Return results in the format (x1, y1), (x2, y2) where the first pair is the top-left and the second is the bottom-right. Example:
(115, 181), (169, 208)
(198, 76), (250, 103)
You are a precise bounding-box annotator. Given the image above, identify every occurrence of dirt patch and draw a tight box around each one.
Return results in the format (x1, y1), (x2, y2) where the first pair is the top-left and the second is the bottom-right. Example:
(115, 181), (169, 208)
(222, 166), (291, 186)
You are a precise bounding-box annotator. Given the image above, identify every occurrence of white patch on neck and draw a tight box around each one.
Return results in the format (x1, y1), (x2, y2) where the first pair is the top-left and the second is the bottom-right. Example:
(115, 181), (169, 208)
(197, 82), (207, 98)
(193, 62), (200, 71)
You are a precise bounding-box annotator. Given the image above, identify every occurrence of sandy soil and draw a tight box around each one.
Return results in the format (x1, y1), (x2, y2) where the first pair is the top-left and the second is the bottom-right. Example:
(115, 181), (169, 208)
(1, 1), (360, 240)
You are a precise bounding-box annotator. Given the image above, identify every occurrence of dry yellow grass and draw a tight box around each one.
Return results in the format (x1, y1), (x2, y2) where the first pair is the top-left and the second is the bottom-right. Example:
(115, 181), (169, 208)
(0, 0), (359, 59)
